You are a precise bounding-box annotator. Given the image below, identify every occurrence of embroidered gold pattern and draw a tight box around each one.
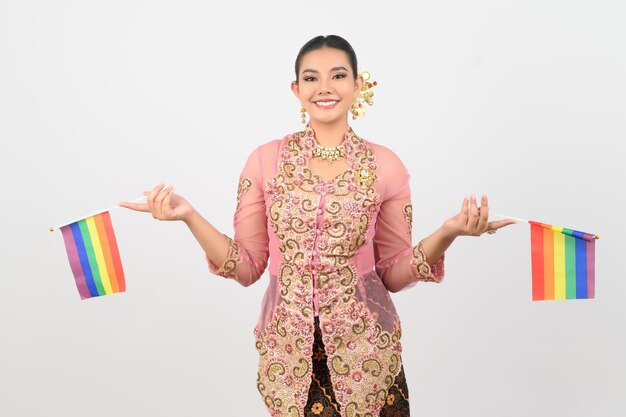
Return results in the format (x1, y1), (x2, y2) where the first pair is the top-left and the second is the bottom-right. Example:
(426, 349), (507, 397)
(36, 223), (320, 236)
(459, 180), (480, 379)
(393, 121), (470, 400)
(256, 125), (403, 417)
(410, 240), (439, 282)
(236, 177), (252, 211)
(214, 234), (241, 279)
(402, 203), (412, 236)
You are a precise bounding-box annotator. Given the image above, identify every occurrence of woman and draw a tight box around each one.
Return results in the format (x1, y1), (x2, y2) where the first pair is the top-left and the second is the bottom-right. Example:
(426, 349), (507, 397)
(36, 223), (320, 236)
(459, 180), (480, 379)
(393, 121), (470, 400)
(120, 35), (514, 417)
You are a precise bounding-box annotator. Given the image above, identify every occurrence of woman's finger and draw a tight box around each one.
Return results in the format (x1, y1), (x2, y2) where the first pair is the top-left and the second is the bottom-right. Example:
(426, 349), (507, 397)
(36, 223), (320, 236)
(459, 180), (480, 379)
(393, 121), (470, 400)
(117, 201), (150, 212)
(154, 185), (171, 219)
(468, 195), (479, 234)
(490, 219), (517, 230)
(477, 194), (489, 233)
(148, 182), (165, 218)
(159, 185), (174, 218)
(148, 182), (165, 202)
(162, 186), (175, 218)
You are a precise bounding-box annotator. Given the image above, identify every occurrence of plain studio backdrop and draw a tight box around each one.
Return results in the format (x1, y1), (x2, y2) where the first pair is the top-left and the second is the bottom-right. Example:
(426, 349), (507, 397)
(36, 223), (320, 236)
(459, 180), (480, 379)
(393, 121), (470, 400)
(1, 0), (624, 416)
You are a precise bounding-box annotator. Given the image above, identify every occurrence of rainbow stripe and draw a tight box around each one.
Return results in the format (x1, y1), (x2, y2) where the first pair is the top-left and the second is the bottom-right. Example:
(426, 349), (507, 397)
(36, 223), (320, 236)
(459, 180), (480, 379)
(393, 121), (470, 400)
(60, 211), (126, 299)
(530, 221), (595, 301)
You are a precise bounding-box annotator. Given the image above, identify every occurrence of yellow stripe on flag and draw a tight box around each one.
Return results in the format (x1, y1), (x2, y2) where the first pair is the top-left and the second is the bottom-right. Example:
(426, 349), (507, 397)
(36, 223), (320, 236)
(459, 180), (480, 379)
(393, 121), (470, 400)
(85, 216), (113, 294)
(552, 226), (566, 300)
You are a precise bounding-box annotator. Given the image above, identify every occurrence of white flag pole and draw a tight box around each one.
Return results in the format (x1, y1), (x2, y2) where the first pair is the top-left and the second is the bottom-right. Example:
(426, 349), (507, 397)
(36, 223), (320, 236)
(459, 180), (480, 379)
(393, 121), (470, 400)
(490, 212), (599, 240)
(50, 195), (147, 232)
(491, 213), (530, 224)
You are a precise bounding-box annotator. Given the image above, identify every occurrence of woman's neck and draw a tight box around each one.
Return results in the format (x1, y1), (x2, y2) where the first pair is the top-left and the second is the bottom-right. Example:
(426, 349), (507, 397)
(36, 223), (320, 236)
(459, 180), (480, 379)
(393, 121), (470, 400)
(308, 119), (348, 147)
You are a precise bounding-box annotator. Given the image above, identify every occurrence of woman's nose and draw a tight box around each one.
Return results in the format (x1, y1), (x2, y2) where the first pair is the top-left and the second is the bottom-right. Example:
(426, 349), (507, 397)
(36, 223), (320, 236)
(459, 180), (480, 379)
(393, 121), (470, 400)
(317, 78), (333, 94)
(317, 84), (333, 95)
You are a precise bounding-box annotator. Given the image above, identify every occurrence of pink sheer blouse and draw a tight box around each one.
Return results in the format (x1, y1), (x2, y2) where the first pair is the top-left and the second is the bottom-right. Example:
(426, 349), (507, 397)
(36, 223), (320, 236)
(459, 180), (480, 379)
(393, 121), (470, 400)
(206, 124), (444, 417)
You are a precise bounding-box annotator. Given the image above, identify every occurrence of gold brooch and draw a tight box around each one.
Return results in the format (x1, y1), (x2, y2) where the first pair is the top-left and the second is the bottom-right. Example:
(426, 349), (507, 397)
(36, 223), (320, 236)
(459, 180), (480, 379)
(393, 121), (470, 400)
(356, 166), (376, 187)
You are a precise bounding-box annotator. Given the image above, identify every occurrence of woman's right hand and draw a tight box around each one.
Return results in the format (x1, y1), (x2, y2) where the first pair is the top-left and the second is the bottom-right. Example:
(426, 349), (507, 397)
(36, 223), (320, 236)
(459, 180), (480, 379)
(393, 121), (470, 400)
(118, 182), (195, 222)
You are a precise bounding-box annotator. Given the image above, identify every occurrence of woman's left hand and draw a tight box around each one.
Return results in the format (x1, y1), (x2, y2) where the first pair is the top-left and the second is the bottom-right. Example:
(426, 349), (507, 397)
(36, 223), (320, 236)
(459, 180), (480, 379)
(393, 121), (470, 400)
(442, 194), (516, 238)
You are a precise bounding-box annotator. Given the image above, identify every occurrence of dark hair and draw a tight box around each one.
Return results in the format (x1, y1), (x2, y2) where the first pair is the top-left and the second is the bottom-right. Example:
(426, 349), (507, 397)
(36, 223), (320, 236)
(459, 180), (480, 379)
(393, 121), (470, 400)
(294, 35), (358, 84)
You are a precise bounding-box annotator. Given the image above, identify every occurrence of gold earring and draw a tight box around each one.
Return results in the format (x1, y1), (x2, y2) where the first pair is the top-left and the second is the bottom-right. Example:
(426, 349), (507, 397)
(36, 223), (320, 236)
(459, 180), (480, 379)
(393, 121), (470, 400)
(300, 106), (307, 124)
(351, 67), (377, 120)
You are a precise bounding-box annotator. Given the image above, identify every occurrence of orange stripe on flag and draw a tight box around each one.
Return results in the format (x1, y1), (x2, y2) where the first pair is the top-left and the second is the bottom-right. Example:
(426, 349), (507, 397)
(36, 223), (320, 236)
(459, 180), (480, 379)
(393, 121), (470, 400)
(543, 227), (554, 300)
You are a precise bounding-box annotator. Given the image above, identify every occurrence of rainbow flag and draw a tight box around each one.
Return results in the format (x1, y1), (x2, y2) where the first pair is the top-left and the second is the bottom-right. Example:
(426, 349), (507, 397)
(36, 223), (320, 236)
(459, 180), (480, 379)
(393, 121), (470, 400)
(60, 211), (126, 300)
(529, 221), (596, 301)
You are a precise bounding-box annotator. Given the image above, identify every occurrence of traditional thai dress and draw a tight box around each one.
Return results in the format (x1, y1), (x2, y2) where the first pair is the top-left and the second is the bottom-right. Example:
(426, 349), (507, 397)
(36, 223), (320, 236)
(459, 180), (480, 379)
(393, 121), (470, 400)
(207, 124), (445, 417)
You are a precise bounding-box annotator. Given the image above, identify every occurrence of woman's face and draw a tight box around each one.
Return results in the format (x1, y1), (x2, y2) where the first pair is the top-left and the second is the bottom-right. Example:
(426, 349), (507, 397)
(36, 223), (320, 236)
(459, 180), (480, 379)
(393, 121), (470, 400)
(291, 47), (363, 126)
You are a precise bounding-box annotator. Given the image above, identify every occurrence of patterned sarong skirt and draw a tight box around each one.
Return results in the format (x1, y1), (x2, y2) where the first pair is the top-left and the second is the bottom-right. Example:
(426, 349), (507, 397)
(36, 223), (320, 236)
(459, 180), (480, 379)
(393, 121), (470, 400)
(303, 316), (410, 417)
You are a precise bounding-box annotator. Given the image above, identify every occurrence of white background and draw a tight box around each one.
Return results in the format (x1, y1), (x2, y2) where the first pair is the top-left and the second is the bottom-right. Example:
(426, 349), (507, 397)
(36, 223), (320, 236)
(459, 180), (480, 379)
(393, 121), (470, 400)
(1, 0), (624, 416)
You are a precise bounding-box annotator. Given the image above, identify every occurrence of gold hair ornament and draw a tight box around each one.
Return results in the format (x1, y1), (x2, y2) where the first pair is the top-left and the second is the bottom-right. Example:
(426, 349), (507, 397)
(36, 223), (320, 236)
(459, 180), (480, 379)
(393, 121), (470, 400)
(351, 67), (377, 120)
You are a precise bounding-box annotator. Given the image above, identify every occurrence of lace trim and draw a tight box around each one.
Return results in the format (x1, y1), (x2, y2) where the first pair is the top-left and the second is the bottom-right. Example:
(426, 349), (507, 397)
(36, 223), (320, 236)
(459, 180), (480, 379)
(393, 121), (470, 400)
(206, 234), (241, 279)
(410, 240), (444, 283)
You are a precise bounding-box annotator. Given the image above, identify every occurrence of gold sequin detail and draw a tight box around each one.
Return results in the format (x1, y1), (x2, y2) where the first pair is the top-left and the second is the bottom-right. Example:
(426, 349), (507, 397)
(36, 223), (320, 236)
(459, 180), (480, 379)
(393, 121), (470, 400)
(356, 165), (376, 188)
(410, 240), (437, 282)
(214, 235), (241, 279)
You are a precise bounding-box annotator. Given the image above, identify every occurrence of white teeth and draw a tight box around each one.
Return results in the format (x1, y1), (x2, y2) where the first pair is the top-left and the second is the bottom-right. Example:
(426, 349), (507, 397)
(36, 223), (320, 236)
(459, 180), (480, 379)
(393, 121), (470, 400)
(316, 101), (337, 106)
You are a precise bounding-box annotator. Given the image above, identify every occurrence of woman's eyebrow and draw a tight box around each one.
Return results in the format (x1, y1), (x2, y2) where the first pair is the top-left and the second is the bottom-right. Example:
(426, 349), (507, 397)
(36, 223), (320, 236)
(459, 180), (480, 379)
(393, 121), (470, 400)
(302, 66), (349, 74)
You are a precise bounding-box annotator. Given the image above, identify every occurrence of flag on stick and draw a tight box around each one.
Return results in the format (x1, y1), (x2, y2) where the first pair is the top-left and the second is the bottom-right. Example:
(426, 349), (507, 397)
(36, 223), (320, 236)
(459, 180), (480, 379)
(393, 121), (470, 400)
(529, 221), (596, 301)
(492, 213), (598, 301)
(59, 211), (126, 300)
(51, 196), (144, 300)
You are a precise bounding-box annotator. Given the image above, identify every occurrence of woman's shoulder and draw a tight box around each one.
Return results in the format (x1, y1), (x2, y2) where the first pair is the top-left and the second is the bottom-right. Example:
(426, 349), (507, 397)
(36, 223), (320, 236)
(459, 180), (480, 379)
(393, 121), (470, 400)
(359, 136), (411, 199)
(246, 138), (282, 163)
(360, 137), (407, 170)
(249, 131), (299, 158)
(243, 132), (300, 177)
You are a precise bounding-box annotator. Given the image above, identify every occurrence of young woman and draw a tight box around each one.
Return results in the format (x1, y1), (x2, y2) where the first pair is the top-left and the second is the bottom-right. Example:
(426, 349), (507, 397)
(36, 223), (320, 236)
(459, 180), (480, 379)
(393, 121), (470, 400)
(120, 35), (514, 417)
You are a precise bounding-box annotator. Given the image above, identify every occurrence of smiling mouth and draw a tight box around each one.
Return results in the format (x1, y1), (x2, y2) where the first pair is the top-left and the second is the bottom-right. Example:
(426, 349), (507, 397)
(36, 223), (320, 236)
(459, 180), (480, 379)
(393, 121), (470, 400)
(314, 100), (339, 108)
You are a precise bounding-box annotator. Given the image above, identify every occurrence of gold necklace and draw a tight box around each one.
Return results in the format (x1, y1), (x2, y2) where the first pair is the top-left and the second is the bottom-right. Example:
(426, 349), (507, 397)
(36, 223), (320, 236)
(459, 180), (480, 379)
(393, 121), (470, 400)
(312, 143), (345, 164)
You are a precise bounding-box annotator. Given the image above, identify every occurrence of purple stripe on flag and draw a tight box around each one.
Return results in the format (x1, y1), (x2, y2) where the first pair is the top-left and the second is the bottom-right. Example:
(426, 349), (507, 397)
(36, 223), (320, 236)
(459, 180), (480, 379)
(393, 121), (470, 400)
(61, 225), (91, 299)
(587, 239), (595, 298)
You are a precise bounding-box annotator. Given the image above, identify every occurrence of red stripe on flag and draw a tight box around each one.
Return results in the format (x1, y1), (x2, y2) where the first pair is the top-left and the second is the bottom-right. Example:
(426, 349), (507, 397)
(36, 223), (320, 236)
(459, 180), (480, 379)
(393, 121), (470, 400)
(530, 222), (545, 300)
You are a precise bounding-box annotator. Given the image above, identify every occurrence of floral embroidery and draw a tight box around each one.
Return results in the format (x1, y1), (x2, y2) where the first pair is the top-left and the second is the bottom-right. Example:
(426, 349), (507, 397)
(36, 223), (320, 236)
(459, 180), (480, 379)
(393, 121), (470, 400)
(255, 124), (403, 417)
(410, 240), (444, 282)
(311, 402), (324, 415)
(236, 177), (252, 211)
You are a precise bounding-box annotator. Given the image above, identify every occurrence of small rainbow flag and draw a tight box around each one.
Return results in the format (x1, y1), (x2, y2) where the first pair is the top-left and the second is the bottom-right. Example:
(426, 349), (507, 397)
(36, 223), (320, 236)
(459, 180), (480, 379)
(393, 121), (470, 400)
(60, 211), (126, 300)
(529, 221), (596, 301)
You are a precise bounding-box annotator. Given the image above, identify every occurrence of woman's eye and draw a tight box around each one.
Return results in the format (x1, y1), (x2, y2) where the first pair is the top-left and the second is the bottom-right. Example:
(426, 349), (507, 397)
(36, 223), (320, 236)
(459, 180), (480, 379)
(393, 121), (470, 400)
(333, 73), (347, 79)
(304, 76), (316, 82)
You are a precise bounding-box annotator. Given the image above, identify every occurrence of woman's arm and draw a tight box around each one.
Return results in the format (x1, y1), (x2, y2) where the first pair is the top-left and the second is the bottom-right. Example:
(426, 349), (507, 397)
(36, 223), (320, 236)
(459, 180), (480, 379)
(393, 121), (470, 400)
(119, 144), (270, 287)
(119, 184), (234, 278)
(183, 209), (231, 273)
(371, 144), (515, 293)
(420, 194), (516, 266)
